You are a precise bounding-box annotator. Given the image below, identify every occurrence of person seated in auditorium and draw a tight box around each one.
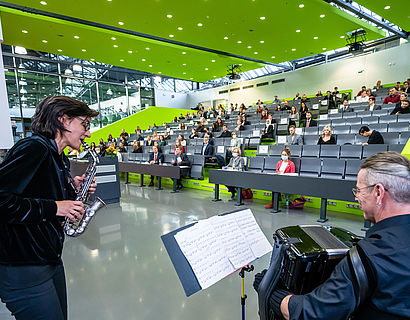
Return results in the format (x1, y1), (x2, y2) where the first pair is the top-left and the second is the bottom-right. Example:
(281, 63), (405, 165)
(152, 123), (158, 130)
(201, 136), (214, 157)
(162, 131), (170, 141)
(178, 113), (185, 121)
(211, 122), (220, 133)
(120, 128), (129, 140)
(317, 125), (336, 145)
(255, 105), (263, 114)
(171, 146), (191, 190)
(256, 99), (263, 106)
(220, 109), (229, 119)
(282, 100), (291, 111)
(304, 111), (317, 127)
(264, 148), (296, 209)
(99, 138), (105, 146)
(135, 129), (144, 141)
(293, 93), (301, 100)
(395, 81), (401, 91)
(179, 122), (186, 130)
(107, 134), (114, 143)
(365, 96), (381, 111)
(261, 118), (275, 140)
(219, 124), (232, 138)
(356, 85), (367, 96)
(234, 119), (245, 132)
(241, 114), (250, 126)
(315, 90), (323, 97)
(148, 145), (164, 187)
(178, 134), (187, 147)
(356, 90), (369, 103)
(216, 117), (224, 130)
(273, 95), (281, 104)
(202, 126), (213, 139)
(173, 116), (178, 123)
(403, 81), (410, 94)
(390, 99), (410, 115)
(118, 142), (127, 153)
(392, 92), (408, 110)
(286, 125), (303, 145)
(332, 87), (339, 95)
(339, 99), (354, 113)
(152, 141), (162, 153)
(227, 131), (242, 157)
(98, 142), (106, 157)
(275, 104), (282, 112)
(132, 141), (143, 153)
(260, 109), (268, 120)
(288, 106), (299, 127)
(373, 80), (383, 90)
(383, 88), (400, 104)
(158, 135), (166, 147)
(301, 94), (309, 105)
(366, 89), (372, 97)
(358, 126), (384, 145)
(90, 142), (96, 151)
(152, 131), (159, 141)
(146, 135), (153, 146)
(189, 128), (199, 139)
(323, 90), (336, 108)
(172, 139), (183, 154)
(119, 135), (128, 146)
(299, 102), (308, 125)
(224, 147), (245, 199)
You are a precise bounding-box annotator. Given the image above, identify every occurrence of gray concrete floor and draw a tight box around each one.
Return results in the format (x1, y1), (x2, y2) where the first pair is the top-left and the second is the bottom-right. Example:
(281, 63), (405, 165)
(0, 184), (365, 320)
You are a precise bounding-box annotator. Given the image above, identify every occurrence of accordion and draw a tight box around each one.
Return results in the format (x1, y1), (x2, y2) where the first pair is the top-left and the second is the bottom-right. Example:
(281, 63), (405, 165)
(276, 225), (361, 294)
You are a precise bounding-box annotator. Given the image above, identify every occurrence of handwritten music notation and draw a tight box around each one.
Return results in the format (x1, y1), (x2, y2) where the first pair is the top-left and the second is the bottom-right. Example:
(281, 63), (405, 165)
(174, 209), (272, 290)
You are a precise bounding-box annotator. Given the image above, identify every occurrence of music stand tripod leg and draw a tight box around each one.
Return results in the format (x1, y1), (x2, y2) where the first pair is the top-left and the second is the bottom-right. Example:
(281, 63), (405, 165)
(239, 265), (254, 320)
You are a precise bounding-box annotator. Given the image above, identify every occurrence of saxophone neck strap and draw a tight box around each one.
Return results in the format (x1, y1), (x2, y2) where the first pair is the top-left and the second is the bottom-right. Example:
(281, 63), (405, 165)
(349, 246), (370, 308)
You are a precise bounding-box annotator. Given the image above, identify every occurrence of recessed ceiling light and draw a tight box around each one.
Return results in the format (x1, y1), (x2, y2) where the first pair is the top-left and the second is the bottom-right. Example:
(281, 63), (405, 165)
(118, 21), (124, 25)
(320, 14), (325, 18)
(113, 45), (118, 48)
(74, 35), (80, 39)
(169, 34), (174, 37)
(259, 40), (264, 43)
(197, 23), (203, 27)
(213, 76), (217, 78)
(40, 1), (47, 5)
(384, 5), (390, 9)
(211, 60), (215, 62)
(271, 56), (275, 59)
(190, 78), (193, 80)
(149, 65), (152, 67)
(239, 64), (242, 66)
(314, 36), (319, 40)
(247, 45), (252, 48)
(291, 48), (296, 51)
(299, 4), (304, 8)
(224, 36), (228, 40)
(237, 40), (242, 44)
(120, 59), (124, 62)
(183, 72), (187, 74)
(254, 51), (258, 54)
(57, 49), (62, 52)
(146, 47), (150, 50)
(183, 63), (186, 66)
(205, 68), (208, 70)
(128, 50), (132, 53)
(260, 17), (265, 20)
(81, 49), (86, 52)
(158, 72), (162, 74)
(322, 47), (327, 50)
(167, 14), (173, 18)
(42, 40), (48, 43)
(22, 30), (28, 34)
(296, 29), (300, 32)
(142, 58), (146, 61)
(91, 58), (95, 61)
(111, 37), (116, 40)
(340, 35), (345, 38)
(178, 27), (183, 30)
(182, 51), (186, 54)
(15, 46), (27, 54)
(107, 0), (112, 1)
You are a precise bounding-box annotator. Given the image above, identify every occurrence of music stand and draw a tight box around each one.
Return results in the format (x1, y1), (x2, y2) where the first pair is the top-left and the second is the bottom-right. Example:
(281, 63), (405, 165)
(239, 265), (254, 320)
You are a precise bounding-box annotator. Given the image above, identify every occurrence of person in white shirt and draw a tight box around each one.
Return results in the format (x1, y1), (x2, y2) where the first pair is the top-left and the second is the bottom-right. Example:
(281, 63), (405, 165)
(356, 91), (369, 103)
(364, 96), (381, 111)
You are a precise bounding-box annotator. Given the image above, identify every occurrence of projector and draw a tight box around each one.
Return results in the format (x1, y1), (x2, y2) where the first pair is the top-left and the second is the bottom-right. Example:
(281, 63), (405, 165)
(227, 64), (242, 80)
(228, 73), (241, 80)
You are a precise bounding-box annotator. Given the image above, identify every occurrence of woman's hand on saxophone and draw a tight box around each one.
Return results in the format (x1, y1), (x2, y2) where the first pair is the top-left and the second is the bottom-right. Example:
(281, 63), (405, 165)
(73, 175), (98, 194)
(56, 200), (85, 222)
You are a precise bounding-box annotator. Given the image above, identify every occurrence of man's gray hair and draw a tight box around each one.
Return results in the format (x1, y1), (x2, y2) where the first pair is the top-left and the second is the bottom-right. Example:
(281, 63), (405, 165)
(361, 151), (410, 204)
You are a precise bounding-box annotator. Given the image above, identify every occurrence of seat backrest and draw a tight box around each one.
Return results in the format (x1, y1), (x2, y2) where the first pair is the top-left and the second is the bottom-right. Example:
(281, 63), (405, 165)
(335, 134), (355, 145)
(362, 144), (388, 158)
(340, 145), (363, 159)
(399, 132), (410, 144)
(257, 145), (271, 156)
(345, 159), (362, 181)
(388, 122), (410, 133)
(396, 114), (410, 122)
(361, 116), (379, 125)
(331, 119), (346, 126)
(301, 145), (320, 157)
(332, 125), (350, 135)
(299, 158), (321, 177)
(248, 156), (265, 172)
(319, 145), (340, 158)
(382, 132), (400, 145)
(371, 123), (388, 133)
(388, 144), (404, 153)
(288, 145), (302, 158)
(263, 156), (280, 172)
(378, 115), (397, 124)
(347, 118), (362, 126)
(128, 153), (137, 161)
(303, 135), (318, 145)
(321, 158), (345, 179)
(304, 127), (319, 136)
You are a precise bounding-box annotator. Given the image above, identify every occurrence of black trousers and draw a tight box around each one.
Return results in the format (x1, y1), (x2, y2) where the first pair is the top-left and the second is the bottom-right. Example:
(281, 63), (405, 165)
(0, 263), (67, 320)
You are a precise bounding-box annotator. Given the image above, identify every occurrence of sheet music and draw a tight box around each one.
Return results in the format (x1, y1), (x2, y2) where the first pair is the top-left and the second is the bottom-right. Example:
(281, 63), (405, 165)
(174, 209), (271, 290)
(230, 209), (272, 258)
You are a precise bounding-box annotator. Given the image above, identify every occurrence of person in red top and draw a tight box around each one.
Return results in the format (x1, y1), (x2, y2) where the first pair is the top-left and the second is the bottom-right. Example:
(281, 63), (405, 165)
(265, 148), (296, 208)
(383, 88), (400, 104)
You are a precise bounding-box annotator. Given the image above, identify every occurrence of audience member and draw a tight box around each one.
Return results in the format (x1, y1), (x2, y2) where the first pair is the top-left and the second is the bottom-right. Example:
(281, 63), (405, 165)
(211, 122), (220, 133)
(261, 119), (275, 140)
(234, 119), (245, 132)
(255, 105), (263, 114)
(216, 117), (224, 129)
(289, 106), (299, 127)
(189, 128), (198, 139)
(148, 145), (164, 187)
(119, 135), (128, 146)
(373, 80), (383, 90)
(241, 115), (250, 126)
(315, 90), (322, 97)
(299, 102), (308, 125)
(260, 109), (268, 120)
(256, 99), (263, 106)
(359, 126), (384, 144)
(390, 99), (410, 115)
(304, 111), (317, 127)
(90, 142), (96, 151)
(357, 85), (367, 96)
(393, 92), (408, 109)
(146, 135), (153, 146)
(395, 81), (401, 91)
(383, 88), (400, 104)
(339, 99), (354, 113)
(356, 90), (369, 103)
(201, 136), (214, 156)
(317, 125), (336, 145)
(120, 129), (129, 139)
(107, 134), (114, 143)
(300, 94), (309, 105)
(220, 109), (229, 119)
(163, 131), (171, 141)
(178, 113), (185, 120)
(286, 125), (303, 145)
(282, 100), (291, 111)
(99, 138), (105, 145)
(219, 124), (232, 138)
(171, 146), (190, 190)
(132, 141), (143, 153)
(332, 87), (339, 95)
(273, 96), (281, 104)
(293, 93), (301, 100)
(118, 142), (127, 153)
(135, 129), (144, 141)
(275, 104), (282, 112)
(323, 90), (335, 108)
(173, 116), (178, 123)
(227, 131), (242, 155)
(403, 81), (409, 94)
(365, 96), (381, 111)
(178, 134), (187, 147)
(224, 147), (245, 198)
(152, 131), (159, 141)
(179, 122), (186, 130)
(158, 135), (166, 147)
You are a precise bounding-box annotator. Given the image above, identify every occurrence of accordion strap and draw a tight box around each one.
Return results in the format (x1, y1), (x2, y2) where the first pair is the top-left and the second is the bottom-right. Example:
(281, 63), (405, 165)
(349, 246), (369, 308)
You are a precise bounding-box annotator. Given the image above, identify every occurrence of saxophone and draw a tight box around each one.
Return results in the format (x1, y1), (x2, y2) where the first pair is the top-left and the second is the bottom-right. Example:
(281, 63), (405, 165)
(64, 141), (106, 237)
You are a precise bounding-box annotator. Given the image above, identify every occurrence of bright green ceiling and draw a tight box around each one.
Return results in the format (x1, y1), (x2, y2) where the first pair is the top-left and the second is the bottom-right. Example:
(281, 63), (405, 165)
(357, 0), (409, 31)
(0, 0), (386, 82)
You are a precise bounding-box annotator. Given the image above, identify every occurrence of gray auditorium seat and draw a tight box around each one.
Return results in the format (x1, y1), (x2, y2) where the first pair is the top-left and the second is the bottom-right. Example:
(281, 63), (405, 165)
(288, 145), (302, 158)
(291, 157), (301, 173)
(345, 159), (361, 181)
(301, 145), (320, 157)
(332, 126), (350, 135)
(299, 158), (321, 177)
(362, 145), (388, 158)
(128, 153), (137, 162)
(382, 132), (400, 145)
(247, 156), (265, 173)
(346, 118), (362, 126)
(378, 115), (397, 124)
(340, 145), (362, 159)
(329, 113), (343, 120)
(303, 135), (318, 145)
(342, 112), (357, 119)
(336, 134), (355, 145)
(248, 137), (261, 149)
(388, 144), (404, 153)
(331, 119), (346, 126)
(164, 154), (174, 164)
(396, 114), (410, 122)
(371, 123), (388, 133)
(321, 158), (345, 179)
(356, 111), (368, 118)
(399, 132), (410, 144)
(214, 138), (224, 146)
(256, 144), (270, 156)
(142, 153), (150, 162)
(304, 127), (319, 135)
(388, 122), (410, 133)
(188, 155), (205, 179)
(270, 145), (284, 157)
(319, 145), (340, 158)
(355, 134), (367, 145)
(135, 153), (143, 163)
(263, 156), (280, 173)
(350, 125), (362, 134)
(371, 109), (388, 117)
(361, 116), (379, 125)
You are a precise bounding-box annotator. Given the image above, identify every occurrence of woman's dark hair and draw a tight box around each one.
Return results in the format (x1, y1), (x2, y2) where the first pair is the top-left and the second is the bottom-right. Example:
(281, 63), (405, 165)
(31, 96), (98, 139)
